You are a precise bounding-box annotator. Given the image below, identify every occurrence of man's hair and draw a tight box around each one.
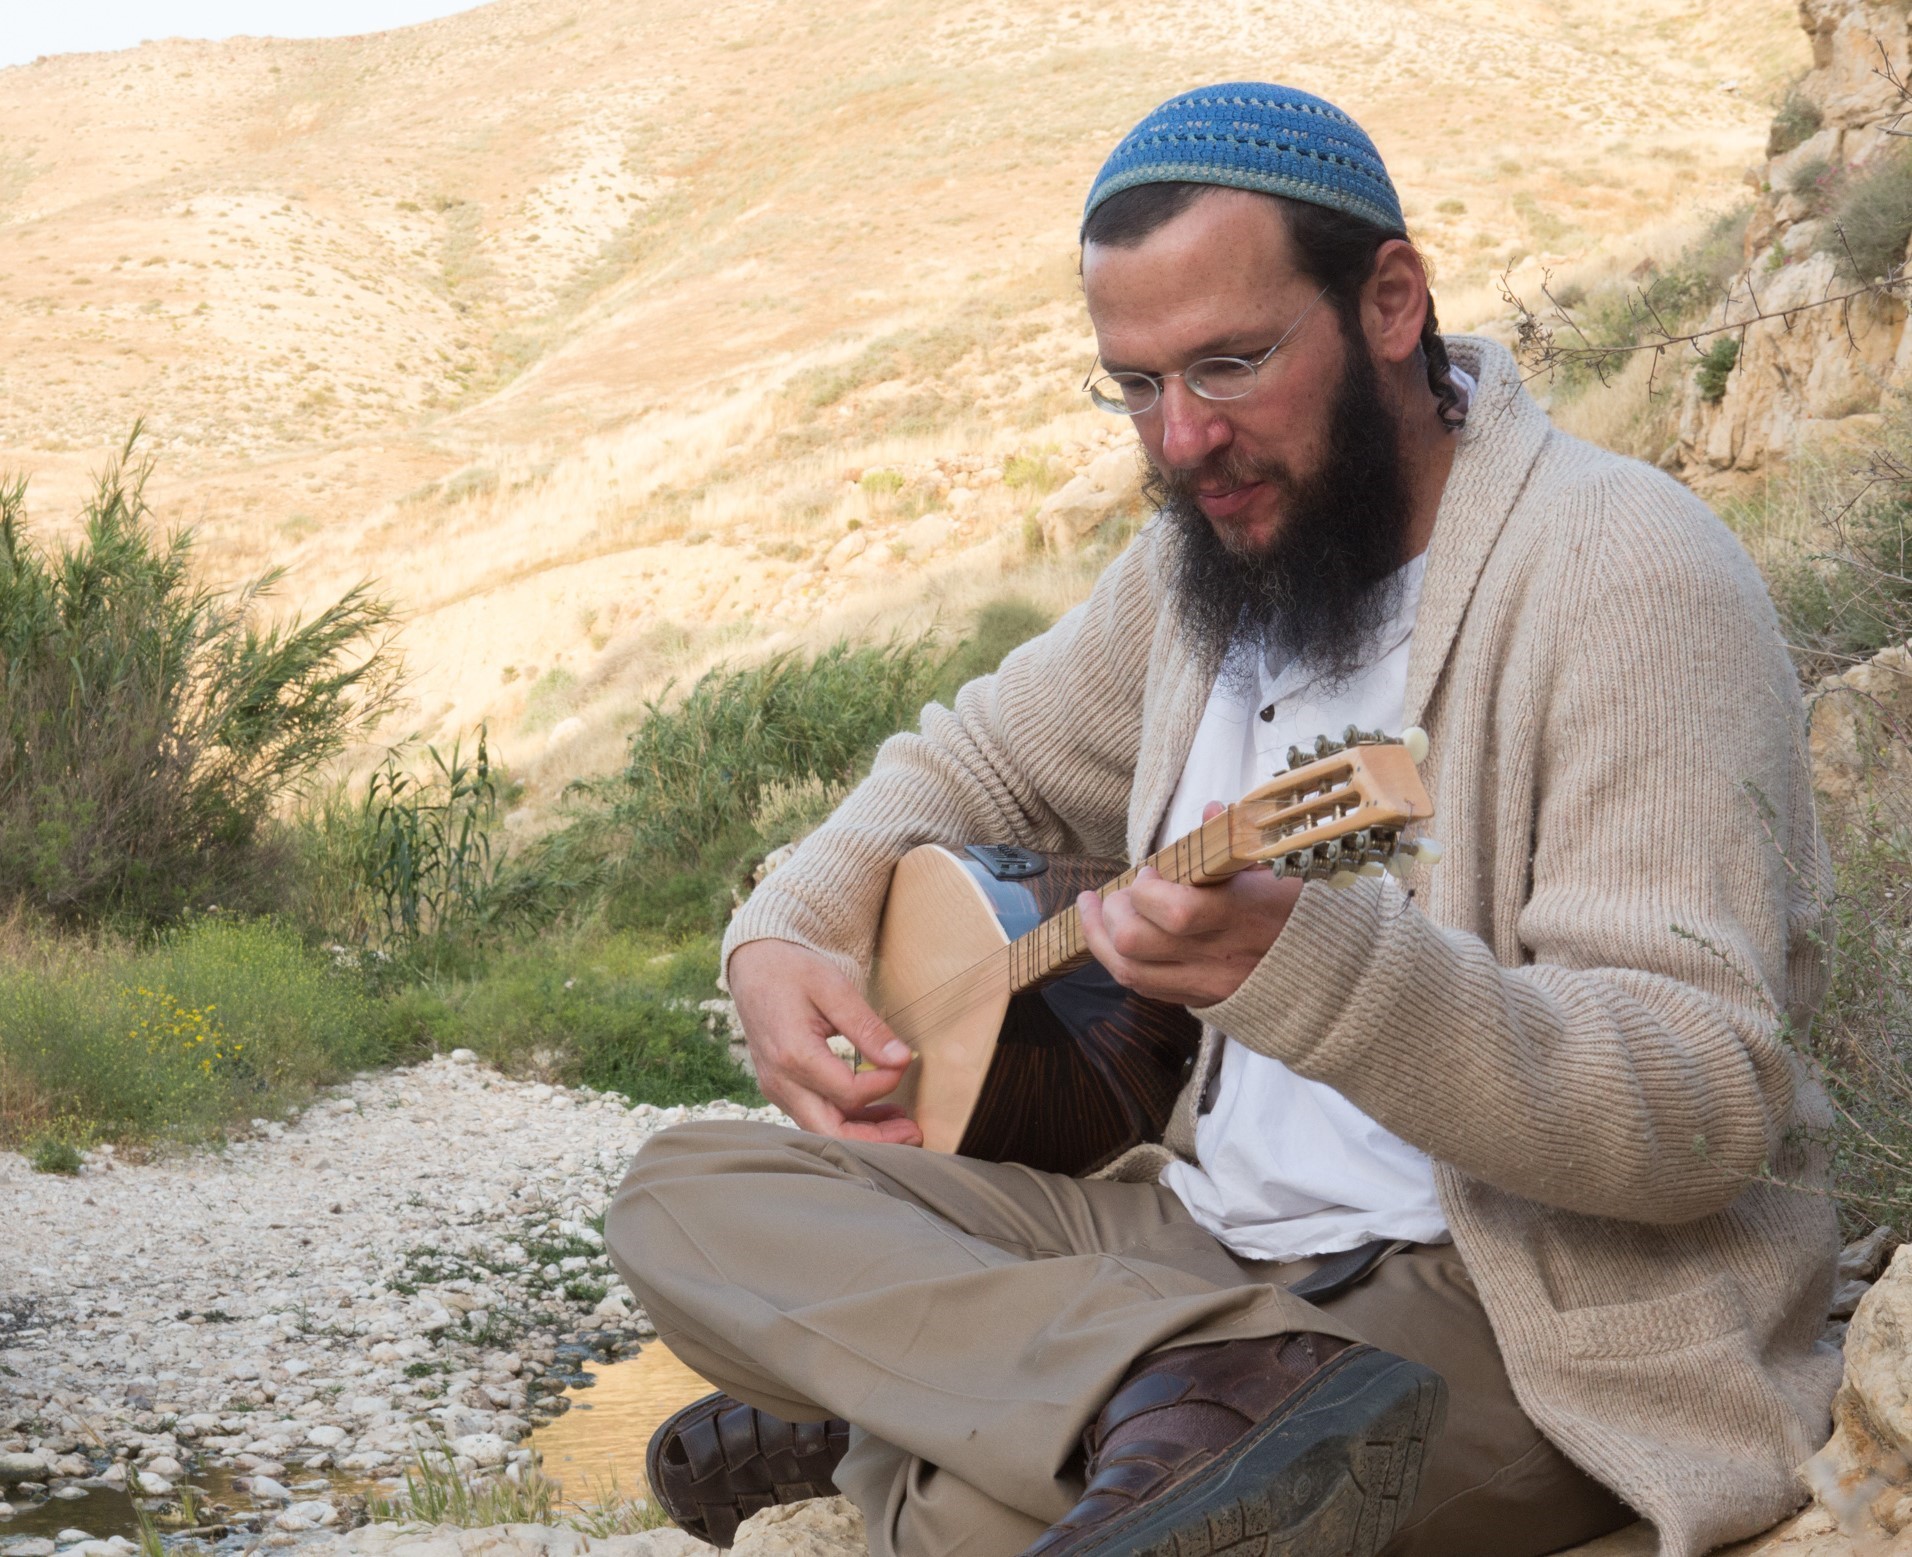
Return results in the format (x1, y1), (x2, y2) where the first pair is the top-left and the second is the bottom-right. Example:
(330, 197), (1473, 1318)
(1082, 182), (1465, 431)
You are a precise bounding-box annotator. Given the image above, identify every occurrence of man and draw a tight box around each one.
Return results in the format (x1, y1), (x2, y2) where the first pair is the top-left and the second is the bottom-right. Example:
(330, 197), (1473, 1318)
(607, 84), (1840, 1557)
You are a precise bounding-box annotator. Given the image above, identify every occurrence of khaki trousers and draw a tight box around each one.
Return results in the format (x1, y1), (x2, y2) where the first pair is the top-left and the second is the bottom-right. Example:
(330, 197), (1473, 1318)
(606, 1121), (1630, 1557)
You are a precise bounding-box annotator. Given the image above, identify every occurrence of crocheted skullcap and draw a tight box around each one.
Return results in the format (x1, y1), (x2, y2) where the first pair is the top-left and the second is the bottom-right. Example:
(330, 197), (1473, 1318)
(1083, 83), (1404, 236)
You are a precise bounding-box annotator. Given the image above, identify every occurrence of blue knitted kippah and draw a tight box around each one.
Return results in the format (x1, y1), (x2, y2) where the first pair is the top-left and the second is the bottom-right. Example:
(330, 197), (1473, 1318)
(1084, 83), (1403, 236)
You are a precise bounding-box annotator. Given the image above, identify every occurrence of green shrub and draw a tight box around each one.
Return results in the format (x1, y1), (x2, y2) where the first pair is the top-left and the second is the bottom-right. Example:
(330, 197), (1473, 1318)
(597, 639), (943, 863)
(1806, 816), (1912, 1236)
(1549, 208), (1750, 391)
(1817, 145), (1912, 282)
(0, 917), (381, 1141)
(375, 935), (753, 1107)
(28, 1135), (81, 1174)
(1761, 398), (1912, 678)
(1767, 86), (1824, 158)
(0, 434), (399, 926)
(1695, 336), (1741, 402)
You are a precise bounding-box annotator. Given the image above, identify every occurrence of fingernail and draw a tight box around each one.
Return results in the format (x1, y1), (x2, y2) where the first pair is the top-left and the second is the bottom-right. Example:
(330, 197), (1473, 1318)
(881, 1040), (911, 1066)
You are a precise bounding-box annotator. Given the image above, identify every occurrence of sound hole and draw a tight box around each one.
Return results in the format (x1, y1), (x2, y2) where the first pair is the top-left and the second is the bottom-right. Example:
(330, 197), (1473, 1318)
(955, 959), (1200, 1176)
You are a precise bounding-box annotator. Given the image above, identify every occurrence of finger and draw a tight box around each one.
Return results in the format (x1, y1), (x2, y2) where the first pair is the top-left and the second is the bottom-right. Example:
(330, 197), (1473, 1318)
(1099, 885), (1203, 963)
(835, 1116), (926, 1145)
(1078, 889), (1145, 989)
(1201, 800), (1226, 822)
(1125, 872), (1231, 938)
(773, 1033), (906, 1113)
(815, 979), (913, 1069)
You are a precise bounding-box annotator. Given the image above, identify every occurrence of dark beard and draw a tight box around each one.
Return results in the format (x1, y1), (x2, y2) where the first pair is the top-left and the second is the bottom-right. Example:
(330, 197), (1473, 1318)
(1150, 324), (1416, 693)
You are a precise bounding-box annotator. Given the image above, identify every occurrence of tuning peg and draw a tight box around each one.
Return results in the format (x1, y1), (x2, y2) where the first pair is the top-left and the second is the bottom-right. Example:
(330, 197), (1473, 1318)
(1358, 861), (1387, 878)
(1404, 837), (1443, 864)
(1385, 853), (1414, 879)
(1401, 726), (1429, 764)
(1327, 869), (1359, 889)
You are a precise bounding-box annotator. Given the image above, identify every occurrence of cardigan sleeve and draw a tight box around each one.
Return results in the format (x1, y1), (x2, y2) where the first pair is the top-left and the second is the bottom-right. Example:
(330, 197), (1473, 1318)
(720, 526), (1166, 986)
(1198, 468), (1825, 1225)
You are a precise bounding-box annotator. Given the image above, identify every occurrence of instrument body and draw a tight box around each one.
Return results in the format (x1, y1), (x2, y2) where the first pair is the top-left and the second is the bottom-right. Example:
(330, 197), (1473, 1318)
(867, 730), (1437, 1176)
(869, 847), (1200, 1173)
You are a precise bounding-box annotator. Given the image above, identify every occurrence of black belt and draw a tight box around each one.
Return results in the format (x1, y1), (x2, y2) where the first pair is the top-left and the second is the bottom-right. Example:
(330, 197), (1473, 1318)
(1283, 1237), (1411, 1303)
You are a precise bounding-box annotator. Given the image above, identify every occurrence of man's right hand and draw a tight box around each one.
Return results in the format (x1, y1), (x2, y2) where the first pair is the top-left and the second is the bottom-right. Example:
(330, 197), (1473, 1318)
(727, 939), (925, 1146)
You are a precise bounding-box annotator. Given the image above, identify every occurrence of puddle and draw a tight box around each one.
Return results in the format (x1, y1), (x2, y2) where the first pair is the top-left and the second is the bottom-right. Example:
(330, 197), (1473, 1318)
(0, 1466), (377, 1552)
(530, 1345), (714, 1501)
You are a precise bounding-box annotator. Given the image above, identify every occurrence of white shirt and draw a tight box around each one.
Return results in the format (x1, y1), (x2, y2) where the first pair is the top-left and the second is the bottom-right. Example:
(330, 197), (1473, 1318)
(1156, 551), (1451, 1264)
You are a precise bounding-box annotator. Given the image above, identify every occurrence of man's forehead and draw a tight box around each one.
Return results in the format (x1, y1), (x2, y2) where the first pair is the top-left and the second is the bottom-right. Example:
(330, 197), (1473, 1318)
(1082, 192), (1308, 358)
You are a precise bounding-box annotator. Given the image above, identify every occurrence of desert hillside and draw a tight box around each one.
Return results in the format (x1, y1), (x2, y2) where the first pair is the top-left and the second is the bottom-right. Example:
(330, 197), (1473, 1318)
(0, 0), (1806, 796)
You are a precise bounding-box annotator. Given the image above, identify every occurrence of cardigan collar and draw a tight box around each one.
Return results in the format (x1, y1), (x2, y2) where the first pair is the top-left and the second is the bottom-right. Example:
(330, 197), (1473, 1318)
(1402, 336), (1553, 729)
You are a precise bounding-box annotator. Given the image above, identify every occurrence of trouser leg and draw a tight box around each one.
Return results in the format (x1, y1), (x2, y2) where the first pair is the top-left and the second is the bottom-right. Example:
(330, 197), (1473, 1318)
(606, 1121), (1631, 1557)
(605, 1120), (1350, 1526)
(833, 1431), (1047, 1557)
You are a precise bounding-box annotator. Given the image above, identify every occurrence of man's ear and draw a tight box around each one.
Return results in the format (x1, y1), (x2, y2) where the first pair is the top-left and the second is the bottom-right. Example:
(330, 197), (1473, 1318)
(1362, 240), (1431, 367)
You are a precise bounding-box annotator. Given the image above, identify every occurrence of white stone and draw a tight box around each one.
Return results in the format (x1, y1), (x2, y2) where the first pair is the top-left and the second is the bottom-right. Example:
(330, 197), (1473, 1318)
(141, 1456), (182, 1479)
(5, 1540), (58, 1557)
(306, 1425), (347, 1449)
(132, 1472), (170, 1496)
(54, 1532), (92, 1547)
(449, 1434), (508, 1468)
(449, 1049), (479, 1065)
(249, 1474), (292, 1505)
(49, 1489), (86, 1502)
(0, 1457), (46, 1487)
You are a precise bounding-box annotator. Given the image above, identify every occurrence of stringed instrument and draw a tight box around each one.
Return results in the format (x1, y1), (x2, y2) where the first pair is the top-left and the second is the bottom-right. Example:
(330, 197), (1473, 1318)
(867, 727), (1436, 1176)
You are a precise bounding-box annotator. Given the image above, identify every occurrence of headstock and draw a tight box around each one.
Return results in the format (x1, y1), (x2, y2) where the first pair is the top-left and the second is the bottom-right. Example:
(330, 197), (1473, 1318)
(1230, 725), (1437, 885)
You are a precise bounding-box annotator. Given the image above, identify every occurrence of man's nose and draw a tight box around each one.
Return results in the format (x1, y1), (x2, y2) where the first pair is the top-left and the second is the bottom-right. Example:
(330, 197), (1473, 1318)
(1153, 378), (1231, 471)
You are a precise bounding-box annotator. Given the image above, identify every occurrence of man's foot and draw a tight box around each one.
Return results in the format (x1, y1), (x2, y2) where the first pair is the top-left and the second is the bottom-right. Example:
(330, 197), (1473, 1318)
(1022, 1334), (1446, 1557)
(645, 1390), (851, 1549)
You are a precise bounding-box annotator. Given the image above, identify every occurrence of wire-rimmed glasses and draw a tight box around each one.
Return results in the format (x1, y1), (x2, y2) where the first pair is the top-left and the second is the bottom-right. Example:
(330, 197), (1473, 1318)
(1083, 286), (1331, 416)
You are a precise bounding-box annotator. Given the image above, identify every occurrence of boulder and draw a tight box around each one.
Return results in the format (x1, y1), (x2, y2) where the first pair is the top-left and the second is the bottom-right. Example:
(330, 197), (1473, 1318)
(1037, 448), (1145, 551)
(733, 1499), (867, 1557)
(1810, 642), (1912, 823)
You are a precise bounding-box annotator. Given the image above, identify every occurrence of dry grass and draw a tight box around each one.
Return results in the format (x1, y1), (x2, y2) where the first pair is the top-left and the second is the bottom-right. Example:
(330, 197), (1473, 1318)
(0, 0), (1809, 830)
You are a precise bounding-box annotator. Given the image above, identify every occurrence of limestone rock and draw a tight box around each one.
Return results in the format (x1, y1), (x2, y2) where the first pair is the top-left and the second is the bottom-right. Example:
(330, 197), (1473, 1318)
(313, 1523), (707, 1557)
(0, 1454), (47, 1485)
(1799, 1244), (1912, 1538)
(1037, 448), (1145, 551)
(733, 1498), (867, 1557)
(1809, 641), (1912, 822)
(1678, 0), (1912, 479)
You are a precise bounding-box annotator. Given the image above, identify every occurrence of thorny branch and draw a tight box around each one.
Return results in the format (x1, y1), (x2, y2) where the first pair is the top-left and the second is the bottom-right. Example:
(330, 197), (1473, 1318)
(1500, 266), (1909, 389)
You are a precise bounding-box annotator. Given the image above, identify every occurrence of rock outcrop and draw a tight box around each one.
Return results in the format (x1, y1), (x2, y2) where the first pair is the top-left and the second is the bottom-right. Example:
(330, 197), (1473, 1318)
(1811, 638), (1912, 819)
(1678, 0), (1912, 479)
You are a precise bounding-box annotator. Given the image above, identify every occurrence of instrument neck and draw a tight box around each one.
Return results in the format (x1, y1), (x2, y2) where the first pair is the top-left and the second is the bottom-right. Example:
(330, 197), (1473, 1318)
(1005, 810), (1247, 993)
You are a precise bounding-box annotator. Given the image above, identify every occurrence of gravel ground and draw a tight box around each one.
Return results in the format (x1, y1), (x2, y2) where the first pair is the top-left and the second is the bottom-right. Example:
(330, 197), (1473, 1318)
(0, 1054), (783, 1549)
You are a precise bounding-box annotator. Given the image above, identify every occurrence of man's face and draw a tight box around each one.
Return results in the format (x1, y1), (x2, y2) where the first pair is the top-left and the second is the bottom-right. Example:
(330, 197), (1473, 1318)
(1081, 189), (1351, 558)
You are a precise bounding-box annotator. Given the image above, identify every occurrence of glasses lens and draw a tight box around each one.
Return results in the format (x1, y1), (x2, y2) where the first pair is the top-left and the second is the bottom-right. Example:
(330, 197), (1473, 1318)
(1185, 358), (1259, 401)
(1089, 374), (1158, 415)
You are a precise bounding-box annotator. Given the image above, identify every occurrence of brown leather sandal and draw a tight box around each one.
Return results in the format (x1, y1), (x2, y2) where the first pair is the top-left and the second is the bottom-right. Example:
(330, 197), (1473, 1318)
(1021, 1334), (1446, 1557)
(645, 1390), (851, 1548)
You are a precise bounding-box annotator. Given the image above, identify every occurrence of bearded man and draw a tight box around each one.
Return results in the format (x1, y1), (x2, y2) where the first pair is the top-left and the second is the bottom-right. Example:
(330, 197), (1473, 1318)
(605, 84), (1840, 1557)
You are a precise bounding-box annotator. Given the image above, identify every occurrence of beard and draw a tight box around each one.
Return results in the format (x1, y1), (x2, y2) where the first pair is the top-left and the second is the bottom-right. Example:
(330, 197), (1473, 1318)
(1150, 321), (1416, 693)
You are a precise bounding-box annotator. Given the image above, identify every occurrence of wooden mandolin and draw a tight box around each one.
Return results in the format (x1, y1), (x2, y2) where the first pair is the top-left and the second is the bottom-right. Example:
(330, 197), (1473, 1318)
(866, 728), (1436, 1176)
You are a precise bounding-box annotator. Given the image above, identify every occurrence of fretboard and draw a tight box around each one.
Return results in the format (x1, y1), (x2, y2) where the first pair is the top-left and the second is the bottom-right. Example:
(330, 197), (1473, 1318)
(1004, 811), (1243, 992)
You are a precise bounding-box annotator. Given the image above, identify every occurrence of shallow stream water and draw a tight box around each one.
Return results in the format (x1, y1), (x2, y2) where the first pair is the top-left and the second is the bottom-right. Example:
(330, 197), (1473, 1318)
(530, 1345), (714, 1503)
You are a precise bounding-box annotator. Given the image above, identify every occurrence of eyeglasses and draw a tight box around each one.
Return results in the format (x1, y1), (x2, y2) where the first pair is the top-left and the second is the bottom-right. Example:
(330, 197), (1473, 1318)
(1083, 286), (1330, 417)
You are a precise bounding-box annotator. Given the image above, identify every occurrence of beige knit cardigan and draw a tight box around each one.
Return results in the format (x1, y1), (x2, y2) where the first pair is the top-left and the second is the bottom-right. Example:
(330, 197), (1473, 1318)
(723, 337), (1843, 1556)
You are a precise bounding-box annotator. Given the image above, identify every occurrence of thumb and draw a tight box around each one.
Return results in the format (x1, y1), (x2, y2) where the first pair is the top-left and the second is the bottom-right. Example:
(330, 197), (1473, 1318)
(819, 981), (912, 1069)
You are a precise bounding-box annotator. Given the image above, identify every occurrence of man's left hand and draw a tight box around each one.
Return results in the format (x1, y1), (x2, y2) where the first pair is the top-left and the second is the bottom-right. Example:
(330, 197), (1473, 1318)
(1076, 803), (1303, 1006)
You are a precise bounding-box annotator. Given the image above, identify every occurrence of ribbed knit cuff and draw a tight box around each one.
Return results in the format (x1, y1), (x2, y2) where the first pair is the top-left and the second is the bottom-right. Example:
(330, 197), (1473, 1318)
(1194, 876), (1393, 1070)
